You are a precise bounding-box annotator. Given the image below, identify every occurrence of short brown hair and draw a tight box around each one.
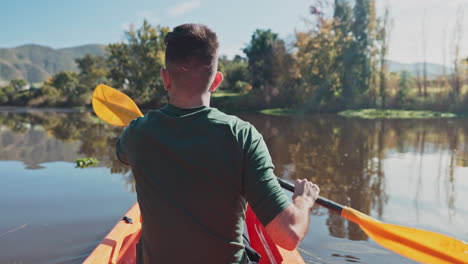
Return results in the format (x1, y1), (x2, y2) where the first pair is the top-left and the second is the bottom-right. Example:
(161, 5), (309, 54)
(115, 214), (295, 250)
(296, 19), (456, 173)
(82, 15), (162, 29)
(164, 24), (219, 71)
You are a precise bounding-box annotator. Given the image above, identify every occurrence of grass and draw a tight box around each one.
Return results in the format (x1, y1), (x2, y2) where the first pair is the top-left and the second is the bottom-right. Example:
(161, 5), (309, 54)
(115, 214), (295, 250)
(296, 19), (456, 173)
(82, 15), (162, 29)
(212, 91), (243, 98)
(339, 109), (458, 119)
(405, 85), (468, 97)
(259, 108), (298, 116)
(75, 157), (99, 168)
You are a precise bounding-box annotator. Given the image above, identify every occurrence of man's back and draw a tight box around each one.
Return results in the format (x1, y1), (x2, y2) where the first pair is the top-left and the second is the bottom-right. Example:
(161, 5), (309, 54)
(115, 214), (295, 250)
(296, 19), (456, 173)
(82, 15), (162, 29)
(117, 104), (290, 263)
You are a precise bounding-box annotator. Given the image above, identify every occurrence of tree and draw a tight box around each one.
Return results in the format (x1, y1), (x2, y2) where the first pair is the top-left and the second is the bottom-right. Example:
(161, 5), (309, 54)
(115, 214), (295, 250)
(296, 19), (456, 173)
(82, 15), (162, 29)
(10, 79), (27, 91)
(449, 8), (464, 103)
(76, 54), (108, 89)
(50, 71), (79, 94)
(377, 6), (392, 108)
(293, 0), (353, 111)
(218, 55), (249, 91)
(243, 29), (294, 105)
(421, 10), (428, 98)
(367, 0), (380, 106)
(441, 24), (449, 94)
(107, 20), (169, 105)
(295, 23), (345, 111)
(396, 71), (412, 108)
(0, 85), (15, 104)
(340, 0), (373, 107)
(243, 29), (279, 90)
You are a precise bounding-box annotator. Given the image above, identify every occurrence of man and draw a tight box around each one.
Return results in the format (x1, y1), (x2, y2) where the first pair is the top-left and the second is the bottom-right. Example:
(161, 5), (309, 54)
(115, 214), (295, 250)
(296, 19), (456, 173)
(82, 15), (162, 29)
(116, 23), (320, 264)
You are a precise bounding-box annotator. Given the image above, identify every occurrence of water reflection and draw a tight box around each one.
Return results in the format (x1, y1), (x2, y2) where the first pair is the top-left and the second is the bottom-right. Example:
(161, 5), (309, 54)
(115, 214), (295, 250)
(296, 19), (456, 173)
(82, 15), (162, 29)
(1, 109), (467, 244)
(0, 110), (130, 175)
(239, 113), (468, 241)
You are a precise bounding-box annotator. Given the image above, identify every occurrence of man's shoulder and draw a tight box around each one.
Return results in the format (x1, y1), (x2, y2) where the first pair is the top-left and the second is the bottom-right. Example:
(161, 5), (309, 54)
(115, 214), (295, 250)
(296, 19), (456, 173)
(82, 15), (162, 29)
(206, 108), (253, 130)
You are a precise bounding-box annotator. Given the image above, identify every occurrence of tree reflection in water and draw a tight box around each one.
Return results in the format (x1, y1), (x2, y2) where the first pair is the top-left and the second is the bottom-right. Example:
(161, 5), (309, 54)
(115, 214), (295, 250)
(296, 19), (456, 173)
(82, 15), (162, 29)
(239, 113), (468, 241)
(0, 110), (131, 176)
(1, 110), (467, 241)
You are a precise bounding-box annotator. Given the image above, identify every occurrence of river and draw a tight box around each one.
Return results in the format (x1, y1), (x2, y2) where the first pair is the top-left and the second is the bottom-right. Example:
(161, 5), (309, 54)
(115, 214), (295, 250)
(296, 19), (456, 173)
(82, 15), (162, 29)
(0, 108), (467, 263)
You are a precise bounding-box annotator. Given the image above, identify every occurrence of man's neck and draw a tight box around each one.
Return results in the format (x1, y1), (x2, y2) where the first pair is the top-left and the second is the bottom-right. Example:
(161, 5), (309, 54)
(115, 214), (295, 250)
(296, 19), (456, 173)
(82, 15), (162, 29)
(168, 92), (211, 109)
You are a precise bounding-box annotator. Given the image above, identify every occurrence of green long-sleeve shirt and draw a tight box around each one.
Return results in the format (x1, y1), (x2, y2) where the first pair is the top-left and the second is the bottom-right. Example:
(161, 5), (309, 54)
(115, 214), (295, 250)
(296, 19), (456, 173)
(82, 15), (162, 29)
(117, 104), (290, 264)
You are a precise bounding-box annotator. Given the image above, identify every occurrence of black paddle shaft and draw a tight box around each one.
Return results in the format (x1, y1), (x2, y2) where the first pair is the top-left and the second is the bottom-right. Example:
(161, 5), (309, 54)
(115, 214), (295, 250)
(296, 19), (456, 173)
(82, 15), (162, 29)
(277, 178), (344, 214)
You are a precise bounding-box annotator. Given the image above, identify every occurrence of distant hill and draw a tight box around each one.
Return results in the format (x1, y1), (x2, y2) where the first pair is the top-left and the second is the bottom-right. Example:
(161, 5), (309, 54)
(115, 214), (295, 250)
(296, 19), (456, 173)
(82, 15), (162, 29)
(0, 44), (106, 83)
(0, 43), (454, 83)
(386, 60), (453, 77)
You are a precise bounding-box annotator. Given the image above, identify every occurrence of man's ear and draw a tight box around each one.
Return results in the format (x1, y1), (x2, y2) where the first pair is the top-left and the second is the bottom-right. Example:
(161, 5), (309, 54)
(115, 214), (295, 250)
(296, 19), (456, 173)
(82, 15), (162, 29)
(160, 68), (171, 91)
(209, 71), (224, 92)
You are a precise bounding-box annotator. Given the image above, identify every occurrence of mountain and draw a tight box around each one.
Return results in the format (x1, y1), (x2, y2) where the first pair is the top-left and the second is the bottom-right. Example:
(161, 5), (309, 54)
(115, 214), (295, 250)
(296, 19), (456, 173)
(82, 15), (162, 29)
(0, 44), (106, 83)
(386, 60), (453, 77)
(0, 43), (454, 83)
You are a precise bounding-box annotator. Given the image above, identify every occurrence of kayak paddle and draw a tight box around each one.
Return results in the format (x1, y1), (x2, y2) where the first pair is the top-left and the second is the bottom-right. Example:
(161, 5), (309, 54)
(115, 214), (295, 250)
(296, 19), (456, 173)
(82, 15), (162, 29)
(92, 84), (143, 126)
(277, 178), (468, 264)
(91, 84), (468, 264)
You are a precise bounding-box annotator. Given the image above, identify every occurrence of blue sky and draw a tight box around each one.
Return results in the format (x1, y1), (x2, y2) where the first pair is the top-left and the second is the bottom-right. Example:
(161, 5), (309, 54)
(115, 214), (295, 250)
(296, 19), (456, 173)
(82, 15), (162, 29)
(2, 0), (467, 64)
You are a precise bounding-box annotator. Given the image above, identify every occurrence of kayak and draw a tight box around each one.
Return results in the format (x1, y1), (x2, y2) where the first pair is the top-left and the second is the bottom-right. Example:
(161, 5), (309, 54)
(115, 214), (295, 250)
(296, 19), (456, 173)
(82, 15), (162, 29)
(83, 202), (305, 264)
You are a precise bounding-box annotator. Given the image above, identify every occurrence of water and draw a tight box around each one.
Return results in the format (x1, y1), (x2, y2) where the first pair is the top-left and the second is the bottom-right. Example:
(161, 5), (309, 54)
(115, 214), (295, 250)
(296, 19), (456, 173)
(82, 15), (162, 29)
(1, 108), (467, 263)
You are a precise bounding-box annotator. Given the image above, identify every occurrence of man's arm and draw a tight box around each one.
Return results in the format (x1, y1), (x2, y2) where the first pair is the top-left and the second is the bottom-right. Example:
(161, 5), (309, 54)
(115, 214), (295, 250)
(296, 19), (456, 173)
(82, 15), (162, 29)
(240, 124), (320, 249)
(265, 179), (319, 251)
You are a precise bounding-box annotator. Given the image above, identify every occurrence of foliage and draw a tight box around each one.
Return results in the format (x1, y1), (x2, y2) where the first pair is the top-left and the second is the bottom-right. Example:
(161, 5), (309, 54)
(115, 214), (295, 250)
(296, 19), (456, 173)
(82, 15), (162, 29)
(294, 21), (346, 111)
(10, 79), (27, 90)
(218, 55), (250, 92)
(243, 29), (279, 90)
(395, 71), (412, 108)
(232, 81), (252, 93)
(291, 0), (385, 112)
(76, 54), (108, 89)
(243, 29), (296, 106)
(107, 20), (169, 106)
(0, 9), (464, 114)
(0, 84), (15, 104)
(376, 6), (392, 108)
(75, 157), (99, 168)
(259, 108), (298, 116)
(211, 91), (242, 98)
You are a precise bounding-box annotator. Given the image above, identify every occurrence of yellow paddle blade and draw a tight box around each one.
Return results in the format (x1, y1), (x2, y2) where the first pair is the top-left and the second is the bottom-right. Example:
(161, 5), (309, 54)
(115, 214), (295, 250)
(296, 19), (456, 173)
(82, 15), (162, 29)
(342, 207), (468, 264)
(92, 84), (144, 126)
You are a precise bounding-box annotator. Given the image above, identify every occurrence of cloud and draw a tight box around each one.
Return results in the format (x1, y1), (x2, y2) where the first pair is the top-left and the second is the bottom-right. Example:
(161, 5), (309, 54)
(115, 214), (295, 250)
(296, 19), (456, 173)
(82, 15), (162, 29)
(166, 0), (201, 17)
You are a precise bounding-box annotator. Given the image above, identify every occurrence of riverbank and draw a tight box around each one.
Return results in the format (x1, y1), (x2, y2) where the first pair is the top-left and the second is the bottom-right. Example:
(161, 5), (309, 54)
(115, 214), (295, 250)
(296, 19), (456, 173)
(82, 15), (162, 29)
(256, 107), (468, 119)
(259, 108), (299, 116)
(0, 106), (88, 113)
(338, 109), (460, 119)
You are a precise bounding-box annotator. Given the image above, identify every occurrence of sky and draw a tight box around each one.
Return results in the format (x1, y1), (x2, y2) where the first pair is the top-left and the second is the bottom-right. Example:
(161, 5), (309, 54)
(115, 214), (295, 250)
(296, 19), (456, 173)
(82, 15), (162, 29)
(1, 0), (467, 65)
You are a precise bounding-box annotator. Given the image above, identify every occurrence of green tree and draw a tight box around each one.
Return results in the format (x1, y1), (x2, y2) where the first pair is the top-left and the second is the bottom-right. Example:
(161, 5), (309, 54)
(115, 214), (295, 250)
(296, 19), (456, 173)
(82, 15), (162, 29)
(218, 55), (249, 91)
(244, 29), (294, 105)
(376, 6), (392, 108)
(295, 23), (344, 111)
(294, 0), (354, 111)
(10, 79), (27, 91)
(107, 20), (169, 105)
(299, 0), (378, 110)
(76, 54), (108, 89)
(396, 71), (411, 108)
(51, 71), (79, 94)
(0, 85), (15, 104)
(343, 0), (372, 107)
(243, 29), (279, 90)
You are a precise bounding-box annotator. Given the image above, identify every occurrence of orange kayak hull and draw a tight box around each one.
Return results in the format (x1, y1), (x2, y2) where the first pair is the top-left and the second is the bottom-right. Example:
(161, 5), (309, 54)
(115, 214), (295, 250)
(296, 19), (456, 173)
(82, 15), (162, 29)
(84, 203), (305, 264)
